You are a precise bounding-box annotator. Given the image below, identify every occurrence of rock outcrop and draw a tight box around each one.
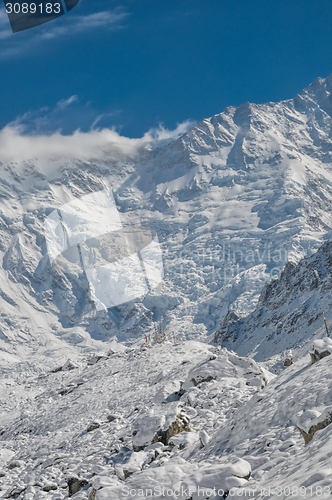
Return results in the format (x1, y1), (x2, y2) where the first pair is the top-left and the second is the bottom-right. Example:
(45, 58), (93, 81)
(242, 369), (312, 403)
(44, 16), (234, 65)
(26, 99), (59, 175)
(309, 338), (332, 364)
(294, 407), (332, 444)
(132, 403), (191, 451)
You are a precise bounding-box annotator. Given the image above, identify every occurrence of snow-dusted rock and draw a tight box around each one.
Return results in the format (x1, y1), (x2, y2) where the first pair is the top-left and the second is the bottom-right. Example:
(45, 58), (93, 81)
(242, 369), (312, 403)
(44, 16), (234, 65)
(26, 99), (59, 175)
(53, 358), (79, 372)
(283, 357), (293, 366)
(132, 402), (191, 451)
(309, 338), (332, 364)
(87, 422), (101, 432)
(293, 407), (332, 444)
(67, 476), (89, 497)
(182, 350), (268, 392)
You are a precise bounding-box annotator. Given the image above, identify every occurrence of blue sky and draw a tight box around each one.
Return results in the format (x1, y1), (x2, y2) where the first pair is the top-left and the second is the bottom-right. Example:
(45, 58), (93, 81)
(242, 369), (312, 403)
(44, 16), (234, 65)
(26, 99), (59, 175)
(1, 0), (332, 137)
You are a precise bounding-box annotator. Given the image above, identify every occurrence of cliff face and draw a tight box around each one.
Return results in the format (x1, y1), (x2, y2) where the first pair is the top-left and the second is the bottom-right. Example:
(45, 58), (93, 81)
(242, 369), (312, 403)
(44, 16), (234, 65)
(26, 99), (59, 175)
(214, 239), (332, 362)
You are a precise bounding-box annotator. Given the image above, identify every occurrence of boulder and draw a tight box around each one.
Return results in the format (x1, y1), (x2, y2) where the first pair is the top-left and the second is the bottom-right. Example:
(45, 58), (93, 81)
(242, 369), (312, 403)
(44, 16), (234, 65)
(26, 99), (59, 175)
(43, 484), (57, 492)
(88, 488), (96, 500)
(153, 409), (191, 446)
(132, 403), (191, 451)
(52, 358), (79, 373)
(87, 422), (100, 432)
(67, 477), (89, 497)
(283, 358), (293, 366)
(309, 338), (332, 364)
(294, 407), (332, 444)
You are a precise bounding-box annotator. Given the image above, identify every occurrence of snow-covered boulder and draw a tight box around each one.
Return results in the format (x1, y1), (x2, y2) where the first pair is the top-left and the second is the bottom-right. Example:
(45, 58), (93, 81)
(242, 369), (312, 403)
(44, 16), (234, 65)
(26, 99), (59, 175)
(153, 379), (181, 403)
(169, 431), (200, 451)
(293, 407), (332, 444)
(132, 403), (191, 451)
(67, 475), (89, 496)
(309, 338), (332, 364)
(96, 457), (251, 500)
(181, 458), (251, 499)
(52, 358), (79, 373)
(122, 449), (156, 478)
(182, 351), (268, 392)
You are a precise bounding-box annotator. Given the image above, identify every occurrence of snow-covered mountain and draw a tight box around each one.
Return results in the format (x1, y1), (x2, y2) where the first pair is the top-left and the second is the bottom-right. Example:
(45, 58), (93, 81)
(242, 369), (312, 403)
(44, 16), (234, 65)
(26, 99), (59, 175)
(2, 74), (332, 499)
(1, 74), (332, 368)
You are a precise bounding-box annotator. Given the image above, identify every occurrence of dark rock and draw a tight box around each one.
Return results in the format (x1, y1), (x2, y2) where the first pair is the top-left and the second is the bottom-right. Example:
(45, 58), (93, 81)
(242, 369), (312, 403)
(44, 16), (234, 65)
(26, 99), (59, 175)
(89, 489), (96, 500)
(107, 414), (118, 422)
(297, 413), (332, 444)
(191, 375), (215, 386)
(7, 461), (24, 470)
(283, 358), (293, 366)
(87, 422), (100, 432)
(5, 486), (26, 498)
(123, 469), (133, 479)
(309, 349), (331, 364)
(152, 410), (191, 446)
(68, 477), (89, 497)
(43, 484), (57, 492)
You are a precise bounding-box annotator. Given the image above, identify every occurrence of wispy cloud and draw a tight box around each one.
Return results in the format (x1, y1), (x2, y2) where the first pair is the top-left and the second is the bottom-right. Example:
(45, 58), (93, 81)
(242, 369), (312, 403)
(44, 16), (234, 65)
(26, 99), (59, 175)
(56, 96), (79, 110)
(0, 7), (129, 58)
(6, 95), (127, 136)
(40, 9), (128, 39)
(8, 95), (81, 134)
(0, 9), (12, 39)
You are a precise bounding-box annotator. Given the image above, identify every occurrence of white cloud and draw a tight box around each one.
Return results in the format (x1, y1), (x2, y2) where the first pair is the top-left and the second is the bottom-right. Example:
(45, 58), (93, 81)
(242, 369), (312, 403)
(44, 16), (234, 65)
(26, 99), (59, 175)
(0, 120), (195, 175)
(150, 121), (196, 141)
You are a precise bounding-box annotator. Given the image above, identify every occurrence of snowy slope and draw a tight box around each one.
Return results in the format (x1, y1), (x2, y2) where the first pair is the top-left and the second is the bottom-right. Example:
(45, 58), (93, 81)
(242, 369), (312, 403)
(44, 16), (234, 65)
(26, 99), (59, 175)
(1, 334), (332, 500)
(0, 339), (272, 499)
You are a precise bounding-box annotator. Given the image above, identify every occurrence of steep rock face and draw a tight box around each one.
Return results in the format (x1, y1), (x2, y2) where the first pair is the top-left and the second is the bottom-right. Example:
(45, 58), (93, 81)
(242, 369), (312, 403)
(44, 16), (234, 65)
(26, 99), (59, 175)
(214, 239), (332, 361)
